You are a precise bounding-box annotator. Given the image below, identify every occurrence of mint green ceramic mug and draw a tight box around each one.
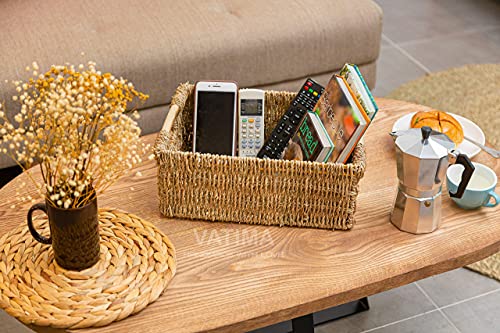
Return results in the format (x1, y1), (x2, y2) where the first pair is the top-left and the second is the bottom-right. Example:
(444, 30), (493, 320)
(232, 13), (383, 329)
(447, 162), (499, 209)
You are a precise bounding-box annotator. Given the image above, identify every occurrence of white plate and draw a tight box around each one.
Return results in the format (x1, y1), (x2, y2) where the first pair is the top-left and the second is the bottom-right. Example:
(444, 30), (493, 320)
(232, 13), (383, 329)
(392, 112), (486, 158)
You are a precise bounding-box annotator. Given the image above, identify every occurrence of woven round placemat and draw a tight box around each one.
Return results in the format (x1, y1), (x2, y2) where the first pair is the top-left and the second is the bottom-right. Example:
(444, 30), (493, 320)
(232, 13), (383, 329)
(0, 209), (176, 329)
(388, 64), (500, 281)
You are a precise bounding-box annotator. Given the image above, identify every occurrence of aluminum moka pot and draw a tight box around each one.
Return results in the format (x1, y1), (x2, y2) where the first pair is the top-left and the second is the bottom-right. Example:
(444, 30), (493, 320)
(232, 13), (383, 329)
(390, 126), (475, 234)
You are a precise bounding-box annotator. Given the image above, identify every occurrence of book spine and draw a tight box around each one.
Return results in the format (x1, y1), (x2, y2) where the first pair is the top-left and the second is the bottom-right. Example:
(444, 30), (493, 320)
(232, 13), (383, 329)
(351, 64), (378, 112)
(322, 146), (334, 163)
(310, 112), (335, 162)
(336, 75), (371, 124)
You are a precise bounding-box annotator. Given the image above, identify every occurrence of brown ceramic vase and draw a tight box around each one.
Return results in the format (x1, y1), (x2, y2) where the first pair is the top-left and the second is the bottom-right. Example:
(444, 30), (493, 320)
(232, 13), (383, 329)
(27, 194), (100, 271)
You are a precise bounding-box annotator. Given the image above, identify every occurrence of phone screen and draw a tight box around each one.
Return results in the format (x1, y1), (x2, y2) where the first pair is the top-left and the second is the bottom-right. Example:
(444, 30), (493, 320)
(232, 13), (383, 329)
(195, 91), (236, 155)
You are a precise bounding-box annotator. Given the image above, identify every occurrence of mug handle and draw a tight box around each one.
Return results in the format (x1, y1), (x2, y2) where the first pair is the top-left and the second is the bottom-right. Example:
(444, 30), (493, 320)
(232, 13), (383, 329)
(449, 153), (475, 199)
(27, 202), (52, 244)
(484, 191), (500, 208)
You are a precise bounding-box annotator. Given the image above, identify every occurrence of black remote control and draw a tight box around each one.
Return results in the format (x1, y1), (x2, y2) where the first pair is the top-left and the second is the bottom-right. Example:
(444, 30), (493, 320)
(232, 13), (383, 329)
(257, 78), (324, 159)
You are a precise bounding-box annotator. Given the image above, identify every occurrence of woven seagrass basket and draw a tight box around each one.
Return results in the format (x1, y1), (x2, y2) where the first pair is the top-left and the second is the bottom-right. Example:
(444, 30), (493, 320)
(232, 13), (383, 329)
(154, 83), (366, 230)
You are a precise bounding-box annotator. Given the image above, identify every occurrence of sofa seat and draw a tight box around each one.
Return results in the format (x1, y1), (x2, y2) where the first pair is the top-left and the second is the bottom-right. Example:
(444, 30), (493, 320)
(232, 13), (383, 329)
(0, 0), (382, 169)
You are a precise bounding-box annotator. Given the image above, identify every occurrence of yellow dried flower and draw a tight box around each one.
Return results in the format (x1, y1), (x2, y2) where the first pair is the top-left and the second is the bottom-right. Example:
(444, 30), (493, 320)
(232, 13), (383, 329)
(0, 61), (149, 208)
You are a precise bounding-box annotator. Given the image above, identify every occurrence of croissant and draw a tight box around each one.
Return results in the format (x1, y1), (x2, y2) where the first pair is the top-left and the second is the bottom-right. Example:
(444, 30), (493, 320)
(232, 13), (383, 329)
(411, 110), (464, 145)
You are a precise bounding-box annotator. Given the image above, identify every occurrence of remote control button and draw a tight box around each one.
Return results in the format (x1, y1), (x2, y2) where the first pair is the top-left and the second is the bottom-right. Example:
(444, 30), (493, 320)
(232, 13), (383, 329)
(307, 81), (313, 86)
(249, 118), (254, 123)
(242, 118), (247, 122)
(303, 86), (308, 90)
(256, 118), (261, 122)
(313, 91), (318, 96)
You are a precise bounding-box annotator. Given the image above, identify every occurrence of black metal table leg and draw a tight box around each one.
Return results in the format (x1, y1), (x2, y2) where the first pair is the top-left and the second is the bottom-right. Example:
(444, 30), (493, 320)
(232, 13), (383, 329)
(250, 297), (370, 333)
(291, 313), (314, 333)
(358, 297), (370, 312)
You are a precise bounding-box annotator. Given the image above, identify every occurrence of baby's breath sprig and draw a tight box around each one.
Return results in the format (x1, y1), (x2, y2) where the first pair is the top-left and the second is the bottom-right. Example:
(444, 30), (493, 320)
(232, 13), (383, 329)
(0, 61), (149, 208)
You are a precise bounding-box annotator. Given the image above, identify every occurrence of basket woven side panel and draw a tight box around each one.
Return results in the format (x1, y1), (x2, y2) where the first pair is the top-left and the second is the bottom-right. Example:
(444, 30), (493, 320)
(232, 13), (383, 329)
(155, 83), (366, 230)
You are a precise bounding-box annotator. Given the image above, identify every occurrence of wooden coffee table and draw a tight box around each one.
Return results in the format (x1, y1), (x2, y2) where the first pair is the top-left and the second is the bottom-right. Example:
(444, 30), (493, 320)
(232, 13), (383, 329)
(0, 99), (498, 333)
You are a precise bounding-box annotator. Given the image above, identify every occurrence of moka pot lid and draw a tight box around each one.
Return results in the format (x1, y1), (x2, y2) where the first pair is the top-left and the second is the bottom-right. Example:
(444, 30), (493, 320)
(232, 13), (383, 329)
(392, 126), (455, 160)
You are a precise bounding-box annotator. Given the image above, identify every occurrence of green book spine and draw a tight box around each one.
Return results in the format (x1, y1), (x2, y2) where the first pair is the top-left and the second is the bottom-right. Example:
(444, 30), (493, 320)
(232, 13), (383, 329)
(350, 64), (379, 113)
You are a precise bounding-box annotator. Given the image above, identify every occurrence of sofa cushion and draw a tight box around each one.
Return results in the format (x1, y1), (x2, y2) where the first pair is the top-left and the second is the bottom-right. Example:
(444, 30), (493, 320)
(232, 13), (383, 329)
(0, 0), (382, 114)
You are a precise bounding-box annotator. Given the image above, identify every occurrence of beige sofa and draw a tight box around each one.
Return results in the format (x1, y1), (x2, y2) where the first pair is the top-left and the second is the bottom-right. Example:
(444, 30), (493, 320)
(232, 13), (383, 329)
(0, 0), (382, 170)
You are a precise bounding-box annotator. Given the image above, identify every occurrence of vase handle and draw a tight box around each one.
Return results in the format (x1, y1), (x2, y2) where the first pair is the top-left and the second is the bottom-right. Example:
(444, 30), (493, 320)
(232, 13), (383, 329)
(27, 202), (52, 244)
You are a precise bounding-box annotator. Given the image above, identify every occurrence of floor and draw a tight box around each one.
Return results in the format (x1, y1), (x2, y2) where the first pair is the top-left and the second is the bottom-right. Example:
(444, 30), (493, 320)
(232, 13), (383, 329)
(371, 0), (500, 97)
(1, 1), (499, 332)
(316, 268), (500, 333)
(318, 0), (500, 332)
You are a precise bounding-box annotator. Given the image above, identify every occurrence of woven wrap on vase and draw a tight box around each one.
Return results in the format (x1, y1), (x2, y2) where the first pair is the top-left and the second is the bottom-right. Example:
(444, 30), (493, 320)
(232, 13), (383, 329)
(154, 83), (367, 230)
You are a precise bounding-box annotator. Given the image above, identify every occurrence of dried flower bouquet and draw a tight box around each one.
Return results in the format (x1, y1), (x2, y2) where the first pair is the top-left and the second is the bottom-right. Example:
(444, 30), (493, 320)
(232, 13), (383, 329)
(0, 61), (149, 208)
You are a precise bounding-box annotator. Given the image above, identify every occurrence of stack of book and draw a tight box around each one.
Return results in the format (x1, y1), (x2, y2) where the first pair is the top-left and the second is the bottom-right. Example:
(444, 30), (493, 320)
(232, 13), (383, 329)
(283, 64), (378, 164)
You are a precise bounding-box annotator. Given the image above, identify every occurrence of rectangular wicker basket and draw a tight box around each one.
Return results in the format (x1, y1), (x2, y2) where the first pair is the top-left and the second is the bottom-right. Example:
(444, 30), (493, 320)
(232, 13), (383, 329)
(154, 83), (367, 230)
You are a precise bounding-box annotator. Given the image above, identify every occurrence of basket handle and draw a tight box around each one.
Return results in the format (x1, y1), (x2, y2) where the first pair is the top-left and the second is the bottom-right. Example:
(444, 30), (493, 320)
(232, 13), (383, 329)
(161, 104), (180, 133)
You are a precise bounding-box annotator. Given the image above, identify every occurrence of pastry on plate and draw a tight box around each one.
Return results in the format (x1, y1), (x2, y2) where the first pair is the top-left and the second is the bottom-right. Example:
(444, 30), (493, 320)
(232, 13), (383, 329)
(411, 110), (464, 145)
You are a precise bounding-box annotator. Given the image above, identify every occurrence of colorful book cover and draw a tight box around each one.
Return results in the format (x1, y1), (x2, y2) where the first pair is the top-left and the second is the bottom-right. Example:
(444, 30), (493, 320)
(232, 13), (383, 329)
(312, 75), (370, 163)
(283, 112), (334, 162)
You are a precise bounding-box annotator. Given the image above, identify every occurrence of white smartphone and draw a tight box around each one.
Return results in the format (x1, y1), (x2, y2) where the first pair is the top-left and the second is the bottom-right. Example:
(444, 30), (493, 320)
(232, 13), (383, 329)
(238, 89), (265, 157)
(193, 81), (238, 156)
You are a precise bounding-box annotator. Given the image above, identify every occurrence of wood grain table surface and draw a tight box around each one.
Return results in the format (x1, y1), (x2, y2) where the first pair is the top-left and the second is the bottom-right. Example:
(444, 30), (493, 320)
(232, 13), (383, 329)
(0, 99), (498, 333)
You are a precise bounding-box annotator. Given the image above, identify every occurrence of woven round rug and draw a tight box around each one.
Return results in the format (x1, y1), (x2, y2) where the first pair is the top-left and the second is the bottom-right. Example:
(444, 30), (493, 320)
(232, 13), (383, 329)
(0, 209), (176, 329)
(388, 63), (500, 281)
